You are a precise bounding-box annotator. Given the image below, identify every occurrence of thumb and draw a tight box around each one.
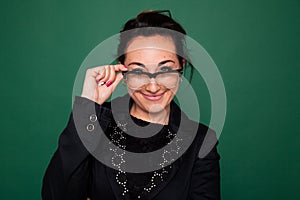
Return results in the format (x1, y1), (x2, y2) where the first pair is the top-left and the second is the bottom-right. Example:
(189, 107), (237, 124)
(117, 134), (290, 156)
(111, 73), (124, 91)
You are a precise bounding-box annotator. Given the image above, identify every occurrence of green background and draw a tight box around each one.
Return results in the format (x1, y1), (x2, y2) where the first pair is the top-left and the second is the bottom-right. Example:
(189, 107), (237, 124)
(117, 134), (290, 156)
(1, 0), (299, 199)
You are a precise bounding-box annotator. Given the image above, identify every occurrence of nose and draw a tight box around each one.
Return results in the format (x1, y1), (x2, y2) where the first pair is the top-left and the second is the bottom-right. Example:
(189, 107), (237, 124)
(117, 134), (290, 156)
(145, 78), (161, 93)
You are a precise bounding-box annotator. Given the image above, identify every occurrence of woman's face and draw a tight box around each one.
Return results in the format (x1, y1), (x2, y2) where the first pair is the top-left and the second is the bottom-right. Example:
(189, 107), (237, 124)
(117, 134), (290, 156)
(123, 35), (182, 116)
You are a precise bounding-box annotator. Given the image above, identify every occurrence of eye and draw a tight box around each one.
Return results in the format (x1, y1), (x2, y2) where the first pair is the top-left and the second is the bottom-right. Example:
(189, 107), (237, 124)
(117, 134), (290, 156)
(160, 66), (173, 72)
(131, 68), (144, 74)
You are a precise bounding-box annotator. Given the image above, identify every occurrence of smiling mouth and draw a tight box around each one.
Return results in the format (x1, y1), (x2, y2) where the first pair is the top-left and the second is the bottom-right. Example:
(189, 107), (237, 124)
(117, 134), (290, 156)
(142, 93), (164, 101)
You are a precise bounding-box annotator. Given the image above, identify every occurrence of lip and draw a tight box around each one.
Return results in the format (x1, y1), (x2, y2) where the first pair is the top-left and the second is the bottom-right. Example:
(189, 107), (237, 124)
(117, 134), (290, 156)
(142, 93), (164, 101)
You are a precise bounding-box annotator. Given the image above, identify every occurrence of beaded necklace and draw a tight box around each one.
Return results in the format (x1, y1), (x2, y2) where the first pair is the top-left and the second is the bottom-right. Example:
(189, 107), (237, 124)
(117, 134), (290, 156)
(108, 120), (182, 199)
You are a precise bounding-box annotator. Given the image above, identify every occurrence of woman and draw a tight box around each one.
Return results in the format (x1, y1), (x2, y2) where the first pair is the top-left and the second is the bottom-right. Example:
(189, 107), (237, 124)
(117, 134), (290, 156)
(42, 10), (220, 200)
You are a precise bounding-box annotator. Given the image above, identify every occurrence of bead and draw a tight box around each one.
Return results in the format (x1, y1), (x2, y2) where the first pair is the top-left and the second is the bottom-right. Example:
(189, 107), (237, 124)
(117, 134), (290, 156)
(108, 126), (182, 197)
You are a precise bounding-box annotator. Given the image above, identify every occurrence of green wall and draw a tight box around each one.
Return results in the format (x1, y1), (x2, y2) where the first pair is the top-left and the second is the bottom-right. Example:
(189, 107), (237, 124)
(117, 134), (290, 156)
(1, 0), (299, 199)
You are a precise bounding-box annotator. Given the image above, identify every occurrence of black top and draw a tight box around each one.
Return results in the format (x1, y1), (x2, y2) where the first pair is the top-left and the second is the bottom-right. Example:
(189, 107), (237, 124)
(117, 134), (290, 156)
(106, 114), (177, 199)
(42, 95), (220, 200)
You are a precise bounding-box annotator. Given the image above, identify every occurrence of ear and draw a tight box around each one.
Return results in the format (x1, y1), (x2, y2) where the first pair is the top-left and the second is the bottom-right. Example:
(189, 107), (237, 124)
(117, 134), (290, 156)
(181, 58), (186, 67)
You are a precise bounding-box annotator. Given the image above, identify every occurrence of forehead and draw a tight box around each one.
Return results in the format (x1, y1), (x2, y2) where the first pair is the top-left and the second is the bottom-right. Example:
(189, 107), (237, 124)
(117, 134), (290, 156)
(125, 35), (177, 64)
(126, 35), (176, 52)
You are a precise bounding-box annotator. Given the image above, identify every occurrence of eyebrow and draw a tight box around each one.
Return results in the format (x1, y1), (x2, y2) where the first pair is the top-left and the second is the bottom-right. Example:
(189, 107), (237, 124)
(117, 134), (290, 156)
(127, 60), (175, 68)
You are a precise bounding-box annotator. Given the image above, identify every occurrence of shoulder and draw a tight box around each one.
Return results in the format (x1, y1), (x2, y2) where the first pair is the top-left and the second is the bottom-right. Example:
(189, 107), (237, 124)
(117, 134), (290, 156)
(175, 104), (219, 160)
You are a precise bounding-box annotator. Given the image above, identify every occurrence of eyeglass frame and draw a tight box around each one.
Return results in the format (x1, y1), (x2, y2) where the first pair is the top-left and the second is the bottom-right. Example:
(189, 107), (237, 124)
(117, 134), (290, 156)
(122, 68), (183, 89)
(139, 10), (172, 18)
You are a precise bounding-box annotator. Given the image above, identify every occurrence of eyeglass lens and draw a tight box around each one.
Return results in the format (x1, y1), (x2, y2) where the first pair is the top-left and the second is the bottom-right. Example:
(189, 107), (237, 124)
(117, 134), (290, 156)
(125, 72), (180, 89)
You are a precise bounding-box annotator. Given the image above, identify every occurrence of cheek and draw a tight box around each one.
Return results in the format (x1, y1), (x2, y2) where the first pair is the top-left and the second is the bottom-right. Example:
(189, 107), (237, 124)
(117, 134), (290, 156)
(165, 90), (176, 102)
(127, 89), (141, 102)
(167, 85), (179, 96)
(127, 88), (134, 96)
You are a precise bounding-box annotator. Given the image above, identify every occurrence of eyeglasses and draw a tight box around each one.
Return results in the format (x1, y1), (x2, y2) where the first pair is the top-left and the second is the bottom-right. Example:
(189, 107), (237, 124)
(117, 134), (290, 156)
(139, 10), (172, 18)
(122, 68), (182, 90)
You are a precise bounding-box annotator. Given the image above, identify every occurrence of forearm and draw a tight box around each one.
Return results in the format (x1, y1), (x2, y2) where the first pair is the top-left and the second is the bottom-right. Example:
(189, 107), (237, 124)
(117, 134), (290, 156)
(42, 96), (111, 199)
(42, 113), (91, 199)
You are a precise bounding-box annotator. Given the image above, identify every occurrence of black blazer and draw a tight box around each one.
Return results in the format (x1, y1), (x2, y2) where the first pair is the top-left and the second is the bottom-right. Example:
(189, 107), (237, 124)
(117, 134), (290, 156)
(42, 95), (220, 200)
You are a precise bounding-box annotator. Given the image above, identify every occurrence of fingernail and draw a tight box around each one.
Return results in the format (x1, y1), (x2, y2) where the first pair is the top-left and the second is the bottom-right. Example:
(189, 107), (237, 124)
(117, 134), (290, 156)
(106, 81), (112, 87)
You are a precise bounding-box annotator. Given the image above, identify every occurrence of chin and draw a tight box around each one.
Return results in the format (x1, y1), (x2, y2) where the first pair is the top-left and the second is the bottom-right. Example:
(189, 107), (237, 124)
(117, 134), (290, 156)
(128, 86), (178, 120)
(144, 104), (167, 114)
(133, 92), (173, 113)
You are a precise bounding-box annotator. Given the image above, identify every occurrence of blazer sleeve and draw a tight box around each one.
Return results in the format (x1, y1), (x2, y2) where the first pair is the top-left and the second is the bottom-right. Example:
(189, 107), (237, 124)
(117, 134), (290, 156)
(188, 129), (221, 200)
(42, 96), (112, 200)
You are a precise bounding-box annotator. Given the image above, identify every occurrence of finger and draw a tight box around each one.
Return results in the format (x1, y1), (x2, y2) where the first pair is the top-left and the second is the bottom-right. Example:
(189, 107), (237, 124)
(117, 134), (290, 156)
(105, 65), (116, 87)
(101, 65), (110, 82)
(86, 66), (104, 78)
(88, 64), (126, 85)
(95, 68), (106, 82)
(113, 64), (128, 72)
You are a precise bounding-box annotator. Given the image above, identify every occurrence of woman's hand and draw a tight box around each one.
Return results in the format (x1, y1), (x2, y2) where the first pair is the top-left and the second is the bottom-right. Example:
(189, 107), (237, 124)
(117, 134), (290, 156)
(81, 64), (128, 105)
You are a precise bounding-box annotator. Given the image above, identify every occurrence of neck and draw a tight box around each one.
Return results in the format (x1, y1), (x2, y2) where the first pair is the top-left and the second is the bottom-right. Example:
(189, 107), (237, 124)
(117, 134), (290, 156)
(130, 104), (170, 125)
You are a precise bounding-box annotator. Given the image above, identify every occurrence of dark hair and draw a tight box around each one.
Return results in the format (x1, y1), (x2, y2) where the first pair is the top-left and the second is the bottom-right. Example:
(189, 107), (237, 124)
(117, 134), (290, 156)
(117, 10), (194, 81)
